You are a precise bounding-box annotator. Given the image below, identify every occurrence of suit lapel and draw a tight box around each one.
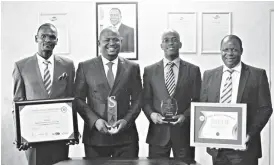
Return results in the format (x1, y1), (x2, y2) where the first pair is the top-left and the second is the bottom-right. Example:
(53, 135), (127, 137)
(236, 63), (249, 103)
(96, 56), (111, 94)
(110, 57), (126, 96)
(50, 56), (66, 98)
(29, 55), (48, 97)
(155, 60), (170, 99)
(173, 60), (187, 99)
(211, 66), (223, 102)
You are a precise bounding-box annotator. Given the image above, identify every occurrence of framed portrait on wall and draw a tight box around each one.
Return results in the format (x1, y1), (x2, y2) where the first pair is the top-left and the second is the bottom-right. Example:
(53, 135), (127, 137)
(39, 13), (70, 55)
(201, 12), (232, 54)
(96, 2), (138, 60)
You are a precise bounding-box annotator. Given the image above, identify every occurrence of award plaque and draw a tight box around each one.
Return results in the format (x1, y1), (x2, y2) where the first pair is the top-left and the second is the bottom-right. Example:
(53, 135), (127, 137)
(190, 102), (247, 150)
(161, 97), (178, 122)
(14, 98), (79, 149)
(107, 96), (118, 134)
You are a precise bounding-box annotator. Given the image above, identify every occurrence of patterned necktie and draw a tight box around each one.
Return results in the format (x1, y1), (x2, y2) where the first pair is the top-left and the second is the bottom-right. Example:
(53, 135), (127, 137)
(43, 60), (51, 95)
(107, 62), (115, 88)
(220, 70), (234, 103)
(165, 62), (176, 96)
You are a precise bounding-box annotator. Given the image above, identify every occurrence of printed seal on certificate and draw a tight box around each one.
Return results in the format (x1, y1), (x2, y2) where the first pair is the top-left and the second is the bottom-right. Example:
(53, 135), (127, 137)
(190, 102), (247, 150)
(13, 98), (79, 149)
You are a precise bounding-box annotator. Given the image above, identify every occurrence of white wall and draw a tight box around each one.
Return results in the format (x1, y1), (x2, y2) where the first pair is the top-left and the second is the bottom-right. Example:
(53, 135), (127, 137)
(1, 1), (274, 165)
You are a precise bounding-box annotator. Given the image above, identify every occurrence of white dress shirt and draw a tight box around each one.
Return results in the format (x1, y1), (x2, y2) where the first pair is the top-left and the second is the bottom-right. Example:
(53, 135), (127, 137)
(163, 57), (180, 86)
(36, 53), (54, 86)
(109, 22), (121, 31)
(101, 56), (118, 80)
(219, 62), (242, 103)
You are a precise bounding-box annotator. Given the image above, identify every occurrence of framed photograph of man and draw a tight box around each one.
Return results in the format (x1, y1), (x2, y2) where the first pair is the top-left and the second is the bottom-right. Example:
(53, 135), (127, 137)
(96, 2), (138, 60)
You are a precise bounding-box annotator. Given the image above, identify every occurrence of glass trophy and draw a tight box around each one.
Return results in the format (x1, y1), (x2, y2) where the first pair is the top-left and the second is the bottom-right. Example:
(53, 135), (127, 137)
(107, 96), (118, 134)
(161, 97), (178, 122)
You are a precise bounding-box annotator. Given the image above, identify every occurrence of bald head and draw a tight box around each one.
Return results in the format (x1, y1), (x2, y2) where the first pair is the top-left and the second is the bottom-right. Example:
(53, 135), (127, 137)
(161, 29), (180, 41)
(37, 23), (58, 35)
(99, 27), (120, 40)
(220, 35), (242, 50)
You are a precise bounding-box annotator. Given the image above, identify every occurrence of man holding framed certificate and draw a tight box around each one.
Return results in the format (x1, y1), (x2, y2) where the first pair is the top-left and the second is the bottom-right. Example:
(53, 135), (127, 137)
(12, 23), (76, 165)
(142, 29), (201, 164)
(200, 35), (273, 165)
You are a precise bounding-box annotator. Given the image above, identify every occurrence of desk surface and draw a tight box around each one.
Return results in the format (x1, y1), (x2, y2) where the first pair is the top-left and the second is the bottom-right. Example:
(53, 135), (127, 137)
(54, 158), (199, 165)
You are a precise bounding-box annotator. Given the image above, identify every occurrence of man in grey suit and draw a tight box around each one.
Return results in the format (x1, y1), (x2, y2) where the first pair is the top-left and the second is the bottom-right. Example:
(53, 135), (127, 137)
(143, 29), (201, 164)
(200, 35), (273, 165)
(74, 27), (142, 158)
(109, 8), (134, 52)
(13, 23), (75, 165)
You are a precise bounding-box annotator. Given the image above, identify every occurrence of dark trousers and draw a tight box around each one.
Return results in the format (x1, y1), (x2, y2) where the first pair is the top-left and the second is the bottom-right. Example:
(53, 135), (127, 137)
(212, 151), (258, 165)
(84, 141), (139, 158)
(148, 140), (195, 164)
(25, 142), (69, 165)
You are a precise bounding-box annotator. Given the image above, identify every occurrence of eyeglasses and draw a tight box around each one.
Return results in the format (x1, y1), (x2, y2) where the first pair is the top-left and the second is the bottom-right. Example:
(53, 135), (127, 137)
(38, 34), (57, 41)
(162, 38), (179, 44)
(221, 48), (240, 53)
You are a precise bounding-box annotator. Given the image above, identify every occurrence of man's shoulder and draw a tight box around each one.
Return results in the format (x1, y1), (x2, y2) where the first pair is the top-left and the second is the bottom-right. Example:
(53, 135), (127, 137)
(15, 55), (35, 68)
(204, 66), (223, 76)
(55, 55), (73, 65)
(244, 63), (265, 73)
(119, 57), (138, 67)
(79, 56), (100, 66)
(181, 60), (200, 70)
(120, 23), (134, 31)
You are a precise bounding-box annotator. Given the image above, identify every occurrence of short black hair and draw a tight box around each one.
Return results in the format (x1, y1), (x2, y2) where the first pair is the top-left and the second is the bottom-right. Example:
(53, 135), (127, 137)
(220, 34), (242, 49)
(110, 8), (122, 15)
(37, 23), (57, 35)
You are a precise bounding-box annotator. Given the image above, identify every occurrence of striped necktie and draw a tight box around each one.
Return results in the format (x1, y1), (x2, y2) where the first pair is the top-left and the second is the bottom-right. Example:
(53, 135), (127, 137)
(165, 62), (176, 96)
(220, 70), (234, 103)
(43, 60), (51, 95)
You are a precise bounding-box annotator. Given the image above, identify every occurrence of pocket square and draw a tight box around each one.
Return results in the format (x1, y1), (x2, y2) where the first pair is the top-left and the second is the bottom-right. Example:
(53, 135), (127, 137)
(58, 72), (68, 80)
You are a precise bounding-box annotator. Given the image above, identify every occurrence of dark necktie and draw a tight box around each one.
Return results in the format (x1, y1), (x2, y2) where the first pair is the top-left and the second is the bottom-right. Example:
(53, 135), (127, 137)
(107, 62), (115, 88)
(43, 60), (51, 95)
(165, 62), (176, 96)
(220, 70), (234, 103)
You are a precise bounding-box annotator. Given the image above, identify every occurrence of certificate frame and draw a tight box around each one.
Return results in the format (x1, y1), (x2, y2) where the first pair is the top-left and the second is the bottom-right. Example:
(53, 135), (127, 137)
(167, 12), (197, 54)
(201, 12), (232, 54)
(96, 2), (138, 60)
(14, 98), (79, 148)
(190, 102), (247, 150)
(39, 13), (70, 55)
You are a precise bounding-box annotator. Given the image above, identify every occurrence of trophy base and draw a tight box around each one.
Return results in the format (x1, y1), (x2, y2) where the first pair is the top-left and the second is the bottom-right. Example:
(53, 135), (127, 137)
(107, 126), (118, 134)
(162, 117), (177, 122)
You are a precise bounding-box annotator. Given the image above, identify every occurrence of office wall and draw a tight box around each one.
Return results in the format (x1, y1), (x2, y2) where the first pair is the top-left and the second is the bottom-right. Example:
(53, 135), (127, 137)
(2, 1), (274, 165)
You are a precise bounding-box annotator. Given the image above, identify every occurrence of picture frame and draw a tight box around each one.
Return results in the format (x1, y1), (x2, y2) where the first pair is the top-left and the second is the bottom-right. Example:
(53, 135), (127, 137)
(167, 12), (197, 54)
(96, 2), (138, 60)
(201, 12), (232, 54)
(190, 102), (247, 150)
(14, 98), (79, 149)
(39, 13), (70, 55)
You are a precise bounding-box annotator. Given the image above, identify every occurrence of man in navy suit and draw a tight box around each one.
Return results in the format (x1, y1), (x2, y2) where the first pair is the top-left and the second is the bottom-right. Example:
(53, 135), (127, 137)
(109, 8), (134, 52)
(200, 35), (273, 165)
(13, 23), (75, 165)
(143, 29), (201, 164)
(74, 27), (142, 158)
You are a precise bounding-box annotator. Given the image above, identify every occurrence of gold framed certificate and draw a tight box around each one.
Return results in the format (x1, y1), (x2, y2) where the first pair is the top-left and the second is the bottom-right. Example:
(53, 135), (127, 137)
(14, 98), (79, 148)
(190, 102), (247, 150)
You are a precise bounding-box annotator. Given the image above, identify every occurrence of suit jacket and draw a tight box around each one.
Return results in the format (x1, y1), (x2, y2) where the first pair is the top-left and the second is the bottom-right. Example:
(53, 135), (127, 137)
(119, 23), (134, 53)
(13, 54), (75, 165)
(200, 62), (273, 160)
(74, 56), (142, 146)
(143, 59), (201, 146)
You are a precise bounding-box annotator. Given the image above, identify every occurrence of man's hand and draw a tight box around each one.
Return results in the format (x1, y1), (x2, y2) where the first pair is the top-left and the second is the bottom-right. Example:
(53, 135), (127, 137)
(170, 114), (185, 126)
(109, 119), (128, 134)
(150, 112), (168, 124)
(18, 142), (31, 151)
(236, 134), (250, 151)
(95, 119), (109, 134)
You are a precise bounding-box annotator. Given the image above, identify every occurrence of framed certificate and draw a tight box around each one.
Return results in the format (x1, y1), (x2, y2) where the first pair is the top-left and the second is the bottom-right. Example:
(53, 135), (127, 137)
(14, 98), (79, 148)
(190, 102), (247, 150)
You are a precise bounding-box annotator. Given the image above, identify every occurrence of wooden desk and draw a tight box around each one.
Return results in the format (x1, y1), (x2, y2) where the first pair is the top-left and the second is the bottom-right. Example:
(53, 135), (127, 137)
(54, 158), (200, 165)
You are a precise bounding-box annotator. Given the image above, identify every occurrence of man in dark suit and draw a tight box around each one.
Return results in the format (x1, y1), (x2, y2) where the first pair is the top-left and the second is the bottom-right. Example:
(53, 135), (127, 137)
(200, 35), (273, 165)
(74, 27), (142, 158)
(13, 23), (75, 165)
(109, 8), (134, 52)
(142, 29), (201, 164)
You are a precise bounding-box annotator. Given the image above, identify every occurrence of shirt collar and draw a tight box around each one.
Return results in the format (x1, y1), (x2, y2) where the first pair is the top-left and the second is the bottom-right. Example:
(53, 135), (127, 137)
(36, 53), (54, 65)
(163, 57), (180, 68)
(101, 55), (119, 66)
(223, 61), (242, 73)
